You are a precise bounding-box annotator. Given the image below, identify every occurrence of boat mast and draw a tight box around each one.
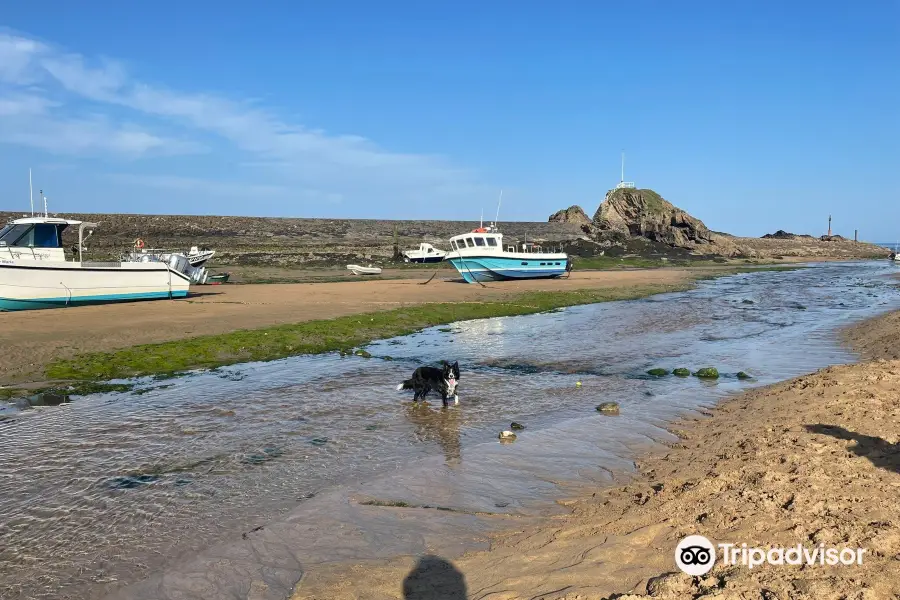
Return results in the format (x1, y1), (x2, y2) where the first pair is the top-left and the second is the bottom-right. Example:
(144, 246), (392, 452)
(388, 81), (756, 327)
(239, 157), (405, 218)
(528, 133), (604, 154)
(29, 169), (34, 216)
(494, 190), (503, 229)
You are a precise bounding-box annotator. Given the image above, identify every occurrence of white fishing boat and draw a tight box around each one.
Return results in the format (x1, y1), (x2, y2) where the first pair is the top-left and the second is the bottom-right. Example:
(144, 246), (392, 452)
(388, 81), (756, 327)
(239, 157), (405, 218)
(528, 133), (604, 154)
(444, 192), (570, 283)
(0, 216), (191, 311)
(401, 242), (446, 263)
(445, 225), (569, 283)
(347, 264), (382, 275)
(186, 246), (215, 267)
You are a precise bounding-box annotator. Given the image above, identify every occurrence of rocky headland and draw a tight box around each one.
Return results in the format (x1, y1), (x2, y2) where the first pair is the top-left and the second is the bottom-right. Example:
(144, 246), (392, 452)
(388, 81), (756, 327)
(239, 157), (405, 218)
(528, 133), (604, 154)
(550, 188), (889, 261)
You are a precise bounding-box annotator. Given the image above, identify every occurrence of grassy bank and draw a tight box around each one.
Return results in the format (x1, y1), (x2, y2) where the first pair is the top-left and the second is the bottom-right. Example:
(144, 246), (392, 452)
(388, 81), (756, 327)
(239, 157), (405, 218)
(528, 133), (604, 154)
(45, 283), (693, 382)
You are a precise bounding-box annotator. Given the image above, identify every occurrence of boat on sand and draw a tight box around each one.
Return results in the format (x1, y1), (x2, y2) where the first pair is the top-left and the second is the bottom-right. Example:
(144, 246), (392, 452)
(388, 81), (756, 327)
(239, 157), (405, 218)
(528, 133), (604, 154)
(347, 264), (383, 276)
(445, 223), (569, 283)
(0, 215), (190, 311)
(402, 242), (446, 263)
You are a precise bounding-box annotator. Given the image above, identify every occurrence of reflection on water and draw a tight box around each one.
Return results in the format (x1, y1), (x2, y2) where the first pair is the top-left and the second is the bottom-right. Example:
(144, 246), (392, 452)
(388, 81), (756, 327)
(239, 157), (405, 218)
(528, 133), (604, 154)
(1, 261), (899, 600)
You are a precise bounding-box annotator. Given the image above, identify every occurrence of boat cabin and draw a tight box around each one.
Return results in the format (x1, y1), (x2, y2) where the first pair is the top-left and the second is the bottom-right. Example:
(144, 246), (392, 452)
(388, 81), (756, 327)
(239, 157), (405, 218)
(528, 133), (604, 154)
(449, 230), (558, 255)
(0, 217), (98, 262)
(449, 232), (503, 253)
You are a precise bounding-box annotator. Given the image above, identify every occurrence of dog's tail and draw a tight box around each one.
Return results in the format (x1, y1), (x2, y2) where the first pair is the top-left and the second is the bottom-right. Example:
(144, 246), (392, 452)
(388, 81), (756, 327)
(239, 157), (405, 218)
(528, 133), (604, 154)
(396, 379), (413, 391)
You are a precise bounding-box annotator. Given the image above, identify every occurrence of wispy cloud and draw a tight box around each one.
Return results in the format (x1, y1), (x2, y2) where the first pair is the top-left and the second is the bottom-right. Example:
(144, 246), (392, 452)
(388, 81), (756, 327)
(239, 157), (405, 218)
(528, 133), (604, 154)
(0, 29), (487, 212)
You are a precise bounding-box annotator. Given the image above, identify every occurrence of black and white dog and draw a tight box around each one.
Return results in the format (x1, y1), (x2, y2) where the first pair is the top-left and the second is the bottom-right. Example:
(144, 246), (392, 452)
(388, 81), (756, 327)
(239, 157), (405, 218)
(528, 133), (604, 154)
(396, 361), (460, 407)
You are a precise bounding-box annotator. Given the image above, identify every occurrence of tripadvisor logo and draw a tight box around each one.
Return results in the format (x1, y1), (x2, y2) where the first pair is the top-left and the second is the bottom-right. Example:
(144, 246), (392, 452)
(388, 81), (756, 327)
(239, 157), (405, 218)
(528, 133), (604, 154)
(675, 535), (716, 576)
(675, 535), (866, 575)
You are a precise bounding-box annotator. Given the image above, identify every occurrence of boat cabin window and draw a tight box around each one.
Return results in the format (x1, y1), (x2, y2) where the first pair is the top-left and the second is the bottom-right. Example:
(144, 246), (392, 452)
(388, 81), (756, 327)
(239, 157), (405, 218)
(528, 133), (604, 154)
(465, 237), (475, 248)
(0, 223), (65, 248)
(427, 247), (433, 253)
(474, 237), (486, 247)
(486, 237), (497, 247)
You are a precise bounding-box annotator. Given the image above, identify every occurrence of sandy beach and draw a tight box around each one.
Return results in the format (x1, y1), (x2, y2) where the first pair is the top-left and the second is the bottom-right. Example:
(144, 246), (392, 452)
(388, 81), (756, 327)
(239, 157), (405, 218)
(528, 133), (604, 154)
(0, 268), (697, 386)
(293, 309), (900, 599)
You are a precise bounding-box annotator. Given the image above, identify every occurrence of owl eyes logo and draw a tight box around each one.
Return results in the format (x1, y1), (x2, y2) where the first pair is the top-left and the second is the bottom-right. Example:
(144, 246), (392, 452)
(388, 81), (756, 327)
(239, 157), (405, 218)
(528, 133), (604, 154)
(675, 535), (716, 576)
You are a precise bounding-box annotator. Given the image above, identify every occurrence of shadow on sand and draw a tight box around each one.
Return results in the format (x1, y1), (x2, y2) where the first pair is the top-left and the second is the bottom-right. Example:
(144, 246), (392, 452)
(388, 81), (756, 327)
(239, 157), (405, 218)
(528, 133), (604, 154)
(805, 424), (900, 475)
(402, 555), (467, 600)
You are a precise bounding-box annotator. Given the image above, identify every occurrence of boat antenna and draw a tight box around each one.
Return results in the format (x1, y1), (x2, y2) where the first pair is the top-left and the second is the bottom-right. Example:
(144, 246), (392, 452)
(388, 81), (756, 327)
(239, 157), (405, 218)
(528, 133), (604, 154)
(621, 150), (625, 184)
(41, 189), (47, 217)
(29, 169), (34, 216)
(480, 207), (483, 229)
(494, 189), (503, 228)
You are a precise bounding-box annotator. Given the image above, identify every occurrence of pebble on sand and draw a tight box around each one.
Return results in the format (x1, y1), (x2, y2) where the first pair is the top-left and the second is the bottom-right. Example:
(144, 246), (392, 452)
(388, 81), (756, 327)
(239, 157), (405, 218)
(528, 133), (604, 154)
(596, 402), (620, 415)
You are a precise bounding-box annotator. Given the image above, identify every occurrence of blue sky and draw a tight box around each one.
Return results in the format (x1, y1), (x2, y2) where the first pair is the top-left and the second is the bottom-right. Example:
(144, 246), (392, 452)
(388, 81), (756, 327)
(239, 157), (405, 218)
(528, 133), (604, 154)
(0, 1), (897, 239)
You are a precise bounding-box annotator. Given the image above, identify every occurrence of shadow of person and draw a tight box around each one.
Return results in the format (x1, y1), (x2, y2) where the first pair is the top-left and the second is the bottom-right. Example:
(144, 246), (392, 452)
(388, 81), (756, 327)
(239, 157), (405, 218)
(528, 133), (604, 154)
(406, 403), (463, 468)
(805, 424), (900, 475)
(402, 555), (467, 600)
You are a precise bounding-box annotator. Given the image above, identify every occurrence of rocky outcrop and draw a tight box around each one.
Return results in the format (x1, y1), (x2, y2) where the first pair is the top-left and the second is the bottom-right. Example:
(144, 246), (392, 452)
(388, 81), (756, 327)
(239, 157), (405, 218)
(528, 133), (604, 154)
(592, 188), (739, 253)
(548, 205), (591, 227)
(547, 188), (887, 260)
(762, 230), (814, 240)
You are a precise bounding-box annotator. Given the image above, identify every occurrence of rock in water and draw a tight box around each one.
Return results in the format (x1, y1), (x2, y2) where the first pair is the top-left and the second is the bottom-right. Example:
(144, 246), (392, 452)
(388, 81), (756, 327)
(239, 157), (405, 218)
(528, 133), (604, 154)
(672, 368), (691, 377)
(510, 422), (526, 430)
(549, 205), (592, 227)
(646, 368), (669, 377)
(694, 367), (719, 379)
(498, 430), (517, 441)
(736, 371), (752, 380)
(596, 402), (620, 415)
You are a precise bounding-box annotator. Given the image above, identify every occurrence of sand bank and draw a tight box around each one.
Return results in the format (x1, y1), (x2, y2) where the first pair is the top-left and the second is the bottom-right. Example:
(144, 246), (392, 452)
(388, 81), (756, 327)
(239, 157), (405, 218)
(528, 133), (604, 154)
(293, 311), (900, 599)
(0, 268), (699, 386)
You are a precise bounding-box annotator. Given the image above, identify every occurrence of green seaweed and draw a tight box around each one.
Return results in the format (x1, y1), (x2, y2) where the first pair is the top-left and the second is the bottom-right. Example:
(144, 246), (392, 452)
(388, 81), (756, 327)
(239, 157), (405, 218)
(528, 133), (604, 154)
(45, 283), (693, 382)
(694, 367), (719, 379)
(672, 368), (691, 377)
(646, 368), (669, 377)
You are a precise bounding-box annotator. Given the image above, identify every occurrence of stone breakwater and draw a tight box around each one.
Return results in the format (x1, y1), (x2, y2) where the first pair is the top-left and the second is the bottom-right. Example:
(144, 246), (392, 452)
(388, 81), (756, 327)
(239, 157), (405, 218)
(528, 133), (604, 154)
(0, 212), (583, 267)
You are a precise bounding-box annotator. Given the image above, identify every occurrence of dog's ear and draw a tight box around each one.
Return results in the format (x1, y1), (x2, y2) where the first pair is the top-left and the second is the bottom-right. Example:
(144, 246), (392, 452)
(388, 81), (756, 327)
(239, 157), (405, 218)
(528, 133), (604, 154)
(452, 361), (460, 377)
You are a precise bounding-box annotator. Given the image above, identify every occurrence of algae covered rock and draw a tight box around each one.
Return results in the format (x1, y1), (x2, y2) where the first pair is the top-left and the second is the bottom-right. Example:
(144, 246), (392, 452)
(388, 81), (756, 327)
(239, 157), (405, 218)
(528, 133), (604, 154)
(510, 422), (526, 430)
(646, 368), (669, 377)
(736, 371), (752, 380)
(548, 205), (592, 227)
(672, 368), (691, 377)
(694, 367), (719, 379)
(596, 402), (620, 415)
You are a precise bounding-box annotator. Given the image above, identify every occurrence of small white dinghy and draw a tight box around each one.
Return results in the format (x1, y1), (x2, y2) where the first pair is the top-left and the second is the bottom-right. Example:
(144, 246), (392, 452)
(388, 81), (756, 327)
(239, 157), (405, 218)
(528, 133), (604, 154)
(347, 264), (382, 276)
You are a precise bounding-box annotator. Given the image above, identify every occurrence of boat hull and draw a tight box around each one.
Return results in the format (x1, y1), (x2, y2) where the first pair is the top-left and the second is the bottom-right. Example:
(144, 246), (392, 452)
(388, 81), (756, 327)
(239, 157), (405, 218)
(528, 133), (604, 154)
(405, 256), (445, 264)
(448, 255), (568, 283)
(0, 261), (190, 311)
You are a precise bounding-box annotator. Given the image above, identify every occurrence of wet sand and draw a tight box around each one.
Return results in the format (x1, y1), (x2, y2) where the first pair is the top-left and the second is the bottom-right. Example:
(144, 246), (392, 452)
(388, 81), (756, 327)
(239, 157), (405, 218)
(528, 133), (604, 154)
(0, 268), (695, 385)
(294, 310), (900, 599)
